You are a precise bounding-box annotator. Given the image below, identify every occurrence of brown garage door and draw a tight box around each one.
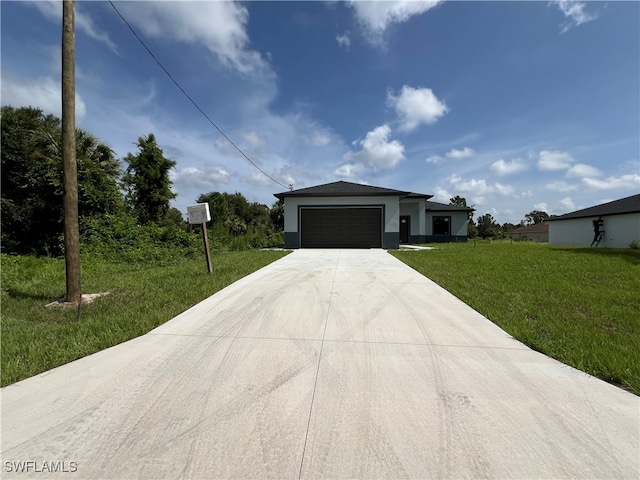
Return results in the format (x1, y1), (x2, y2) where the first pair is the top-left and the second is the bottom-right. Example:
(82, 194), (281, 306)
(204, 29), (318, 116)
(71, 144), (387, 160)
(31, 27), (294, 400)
(300, 207), (382, 248)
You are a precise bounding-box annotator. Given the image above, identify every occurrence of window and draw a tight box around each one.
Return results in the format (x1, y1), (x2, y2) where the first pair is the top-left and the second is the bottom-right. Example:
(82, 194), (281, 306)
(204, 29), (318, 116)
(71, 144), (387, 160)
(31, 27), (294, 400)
(433, 216), (451, 236)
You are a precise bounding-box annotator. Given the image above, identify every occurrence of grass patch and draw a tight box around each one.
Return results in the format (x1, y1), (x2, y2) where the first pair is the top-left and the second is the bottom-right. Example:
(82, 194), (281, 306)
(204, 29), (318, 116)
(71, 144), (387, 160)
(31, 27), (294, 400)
(1, 250), (289, 386)
(391, 242), (640, 395)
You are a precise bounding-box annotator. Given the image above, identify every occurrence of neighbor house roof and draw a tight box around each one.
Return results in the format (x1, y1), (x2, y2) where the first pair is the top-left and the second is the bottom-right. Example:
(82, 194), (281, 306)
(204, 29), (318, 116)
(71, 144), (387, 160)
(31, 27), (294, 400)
(424, 200), (475, 212)
(547, 194), (640, 221)
(510, 222), (549, 233)
(274, 181), (412, 199)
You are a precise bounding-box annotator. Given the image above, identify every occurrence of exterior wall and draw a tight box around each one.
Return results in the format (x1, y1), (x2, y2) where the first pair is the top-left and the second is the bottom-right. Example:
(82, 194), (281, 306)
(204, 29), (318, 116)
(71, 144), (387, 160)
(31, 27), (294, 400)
(425, 211), (468, 242)
(399, 199), (425, 240)
(509, 231), (549, 242)
(549, 213), (640, 248)
(283, 196), (400, 249)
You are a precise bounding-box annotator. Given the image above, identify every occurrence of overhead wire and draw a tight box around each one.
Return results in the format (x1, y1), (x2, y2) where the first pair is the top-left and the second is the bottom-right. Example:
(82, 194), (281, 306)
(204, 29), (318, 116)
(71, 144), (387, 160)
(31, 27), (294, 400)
(107, 0), (291, 191)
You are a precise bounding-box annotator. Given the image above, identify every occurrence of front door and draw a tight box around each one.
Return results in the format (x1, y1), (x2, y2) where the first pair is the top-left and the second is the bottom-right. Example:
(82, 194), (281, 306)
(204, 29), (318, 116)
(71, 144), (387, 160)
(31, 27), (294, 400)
(400, 216), (410, 244)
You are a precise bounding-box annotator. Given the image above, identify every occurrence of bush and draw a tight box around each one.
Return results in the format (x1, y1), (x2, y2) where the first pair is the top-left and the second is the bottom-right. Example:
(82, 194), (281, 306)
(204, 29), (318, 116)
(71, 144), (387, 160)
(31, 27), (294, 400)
(630, 239), (640, 250)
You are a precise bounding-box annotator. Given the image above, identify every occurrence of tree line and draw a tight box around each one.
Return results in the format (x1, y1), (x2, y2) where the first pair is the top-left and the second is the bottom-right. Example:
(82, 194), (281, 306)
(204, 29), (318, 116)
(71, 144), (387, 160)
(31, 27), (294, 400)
(1, 106), (283, 258)
(449, 196), (552, 240)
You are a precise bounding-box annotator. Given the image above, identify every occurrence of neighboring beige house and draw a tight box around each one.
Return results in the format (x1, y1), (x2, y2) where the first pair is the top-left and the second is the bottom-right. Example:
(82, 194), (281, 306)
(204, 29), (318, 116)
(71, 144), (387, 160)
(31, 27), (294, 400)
(548, 194), (640, 248)
(508, 222), (549, 242)
(274, 181), (473, 249)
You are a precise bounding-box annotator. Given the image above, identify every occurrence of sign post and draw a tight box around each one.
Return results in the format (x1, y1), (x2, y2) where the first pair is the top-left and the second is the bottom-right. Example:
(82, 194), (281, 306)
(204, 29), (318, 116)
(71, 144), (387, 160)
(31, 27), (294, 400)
(187, 203), (212, 273)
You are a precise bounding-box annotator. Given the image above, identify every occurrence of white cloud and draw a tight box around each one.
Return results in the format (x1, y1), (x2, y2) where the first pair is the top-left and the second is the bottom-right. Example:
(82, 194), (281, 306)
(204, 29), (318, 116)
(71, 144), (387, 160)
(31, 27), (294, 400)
(336, 32), (351, 49)
(29, 0), (119, 53)
(242, 131), (266, 148)
(446, 147), (475, 159)
(344, 124), (405, 170)
(538, 150), (575, 171)
(566, 163), (602, 178)
(118, 1), (268, 75)
(334, 163), (365, 178)
(490, 158), (526, 176)
(551, 1), (599, 34)
(430, 187), (452, 203)
(247, 171), (273, 186)
(1, 75), (87, 120)
(170, 166), (230, 190)
(582, 174), (640, 191)
(387, 86), (448, 132)
(447, 174), (515, 197)
(346, 1), (442, 44)
(546, 180), (578, 192)
(425, 155), (444, 164)
(306, 131), (332, 147)
(557, 197), (575, 212)
(534, 202), (549, 211)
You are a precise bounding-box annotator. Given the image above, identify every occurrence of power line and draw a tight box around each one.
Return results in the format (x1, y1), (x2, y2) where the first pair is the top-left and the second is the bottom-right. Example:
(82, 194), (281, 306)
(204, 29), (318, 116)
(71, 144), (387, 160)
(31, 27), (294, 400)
(107, 0), (290, 190)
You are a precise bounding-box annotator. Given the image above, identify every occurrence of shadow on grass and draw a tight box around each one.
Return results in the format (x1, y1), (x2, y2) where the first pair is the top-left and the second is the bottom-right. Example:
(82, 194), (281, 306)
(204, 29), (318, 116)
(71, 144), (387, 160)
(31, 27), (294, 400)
(4, 288), (60, 302)
(550, 247), (640, 265)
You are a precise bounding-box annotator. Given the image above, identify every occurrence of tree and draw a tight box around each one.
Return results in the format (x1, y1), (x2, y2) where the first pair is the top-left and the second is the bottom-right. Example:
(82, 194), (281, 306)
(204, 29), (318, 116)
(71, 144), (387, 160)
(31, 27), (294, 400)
(449, 196), (467, 207)
(123, 133), (176, 225)
(524, 210), (549, 226)
(197, 191), (230, 226)
(270, 199), (284, 232)
(477, 213), (501, 239)
(1, 106), (122, 256)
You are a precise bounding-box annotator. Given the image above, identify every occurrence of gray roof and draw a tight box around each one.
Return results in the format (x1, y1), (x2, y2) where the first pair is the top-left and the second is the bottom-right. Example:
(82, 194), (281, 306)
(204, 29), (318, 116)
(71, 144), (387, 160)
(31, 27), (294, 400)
(510, 222), (549, 233)
(547, 194), (640, 221)
(425, 200), (474, 212)
(274, 181), (412, 199)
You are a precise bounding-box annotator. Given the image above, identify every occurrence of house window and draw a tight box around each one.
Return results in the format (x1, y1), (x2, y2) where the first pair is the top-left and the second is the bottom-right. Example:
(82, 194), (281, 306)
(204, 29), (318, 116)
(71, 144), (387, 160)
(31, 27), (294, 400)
(433, 216), (451, 236)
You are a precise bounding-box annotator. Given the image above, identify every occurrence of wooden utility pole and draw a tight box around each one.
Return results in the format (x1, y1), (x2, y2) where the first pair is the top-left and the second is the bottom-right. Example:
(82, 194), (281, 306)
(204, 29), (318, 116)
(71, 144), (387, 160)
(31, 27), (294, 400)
(62, 0), (81, 301)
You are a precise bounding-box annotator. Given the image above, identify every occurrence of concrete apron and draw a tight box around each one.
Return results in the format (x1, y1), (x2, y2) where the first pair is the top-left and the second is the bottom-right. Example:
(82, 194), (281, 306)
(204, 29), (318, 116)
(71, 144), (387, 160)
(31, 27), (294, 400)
(1, 249), (638, 479)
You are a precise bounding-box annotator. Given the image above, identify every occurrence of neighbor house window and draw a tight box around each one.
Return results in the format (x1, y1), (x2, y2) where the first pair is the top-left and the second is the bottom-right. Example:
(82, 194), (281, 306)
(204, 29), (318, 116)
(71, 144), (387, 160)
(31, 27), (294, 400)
(433, 216), (451, 236)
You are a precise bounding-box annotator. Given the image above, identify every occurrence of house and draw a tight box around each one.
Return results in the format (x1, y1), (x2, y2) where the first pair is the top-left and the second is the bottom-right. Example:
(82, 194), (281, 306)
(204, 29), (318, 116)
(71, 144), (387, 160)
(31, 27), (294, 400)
(274, 181), (473, 249)
(547, 194), (640, 248)
(508, 222), (549, 242)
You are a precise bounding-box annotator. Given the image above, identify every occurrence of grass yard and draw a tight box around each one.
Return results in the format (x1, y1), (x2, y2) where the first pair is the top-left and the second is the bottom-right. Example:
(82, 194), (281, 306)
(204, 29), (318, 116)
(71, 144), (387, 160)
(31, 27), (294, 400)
(392, 242), (640, 395)
(1, 250), (289, 386)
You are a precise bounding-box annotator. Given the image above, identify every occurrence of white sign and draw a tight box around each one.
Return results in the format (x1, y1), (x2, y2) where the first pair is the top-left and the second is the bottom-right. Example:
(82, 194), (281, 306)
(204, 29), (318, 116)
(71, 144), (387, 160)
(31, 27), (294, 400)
(187, 203), (211, 224)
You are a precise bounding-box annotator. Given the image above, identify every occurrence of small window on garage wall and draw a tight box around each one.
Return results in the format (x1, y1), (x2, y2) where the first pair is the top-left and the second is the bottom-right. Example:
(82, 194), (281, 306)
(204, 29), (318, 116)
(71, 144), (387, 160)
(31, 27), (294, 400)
(433, 216), (451, 236)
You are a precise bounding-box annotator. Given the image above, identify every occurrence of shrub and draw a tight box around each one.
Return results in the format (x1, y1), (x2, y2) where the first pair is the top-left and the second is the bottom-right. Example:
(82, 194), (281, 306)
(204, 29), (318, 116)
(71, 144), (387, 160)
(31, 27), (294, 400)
(630, 239), (640, 250)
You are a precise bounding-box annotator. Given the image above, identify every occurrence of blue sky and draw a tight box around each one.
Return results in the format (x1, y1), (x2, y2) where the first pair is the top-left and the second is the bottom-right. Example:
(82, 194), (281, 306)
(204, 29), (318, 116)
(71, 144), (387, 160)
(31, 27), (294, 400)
(2, 0), (638, 224)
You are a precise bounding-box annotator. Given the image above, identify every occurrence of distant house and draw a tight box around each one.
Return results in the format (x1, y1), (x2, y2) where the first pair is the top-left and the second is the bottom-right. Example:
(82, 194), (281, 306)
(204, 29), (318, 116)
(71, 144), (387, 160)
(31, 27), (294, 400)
(547, 194), (640, 248)
(274, 181), (473, 249)
(508, 222), (549, 242)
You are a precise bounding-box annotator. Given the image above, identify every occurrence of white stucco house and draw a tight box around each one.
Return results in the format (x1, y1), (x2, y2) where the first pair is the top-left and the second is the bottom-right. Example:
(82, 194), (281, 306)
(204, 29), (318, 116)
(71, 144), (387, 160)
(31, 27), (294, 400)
(274, 181), (473, 249)
(548, 194), (640, 248)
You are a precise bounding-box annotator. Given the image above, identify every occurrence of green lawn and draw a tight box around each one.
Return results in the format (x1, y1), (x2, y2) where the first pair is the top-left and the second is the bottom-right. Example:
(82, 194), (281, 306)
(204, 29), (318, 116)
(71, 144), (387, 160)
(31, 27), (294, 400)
(391, 242), (640, 395)
(1, 250), (289, 386)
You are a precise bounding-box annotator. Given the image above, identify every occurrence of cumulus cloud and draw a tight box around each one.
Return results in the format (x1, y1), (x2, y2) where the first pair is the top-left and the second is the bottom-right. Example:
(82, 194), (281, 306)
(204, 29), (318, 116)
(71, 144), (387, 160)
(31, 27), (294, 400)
(582, 174), (640, 191)
(447, 174), (514, 197)
(566, 163), (602, 178)
(430, 187), (452, 204)
(118, 1), (268, 75)
(446, 147), (475, 160)
(29, 0), (119, 53)
(387, 86), (448, 132)
(538, 150), (575, 171)
(557, 197), (576, 212)
(534, 202), (549, 211)
(346, 1), (442, 44)
(551, 1), (599, 34)
(170, 166), (230, 190)
(336, 32), (351, 49)
(546, 180), (577, 192)
(334, 163), (365, 178)
(242, 131), (266, 148)
(425, 155), (444, 164)
(0, 75), (87, 120)
(306, 131), (332, 147)
(490, 158), (526, 176)
(344, 124), (405, 170)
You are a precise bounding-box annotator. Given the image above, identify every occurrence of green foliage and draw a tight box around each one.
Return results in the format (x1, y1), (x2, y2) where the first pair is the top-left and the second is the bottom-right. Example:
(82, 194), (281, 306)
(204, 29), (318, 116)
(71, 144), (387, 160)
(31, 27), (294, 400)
(197, 191), (230, 225)
(392, 243), (640, 394)
(524, 210), (550, 225)
(630, 239), (640, 250)
(270, 199), (284, 231)
(123, 133), (176, 225)
(1, 106), (123, 256)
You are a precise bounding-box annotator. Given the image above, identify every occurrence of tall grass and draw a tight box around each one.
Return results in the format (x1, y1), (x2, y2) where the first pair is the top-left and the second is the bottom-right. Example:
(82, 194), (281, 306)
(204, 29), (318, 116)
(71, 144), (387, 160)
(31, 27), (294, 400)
(392, 242), (640, 394)
(1, 250), (289, 386)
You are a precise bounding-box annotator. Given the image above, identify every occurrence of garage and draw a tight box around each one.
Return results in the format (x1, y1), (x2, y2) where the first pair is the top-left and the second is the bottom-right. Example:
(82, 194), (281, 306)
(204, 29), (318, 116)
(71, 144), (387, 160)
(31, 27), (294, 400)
(300, 207), (382, 248)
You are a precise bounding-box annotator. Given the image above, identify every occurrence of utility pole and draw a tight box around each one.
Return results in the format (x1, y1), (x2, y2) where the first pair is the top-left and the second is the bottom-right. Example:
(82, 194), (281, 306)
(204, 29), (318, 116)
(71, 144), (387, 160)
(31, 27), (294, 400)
(62, 0), (81, 302)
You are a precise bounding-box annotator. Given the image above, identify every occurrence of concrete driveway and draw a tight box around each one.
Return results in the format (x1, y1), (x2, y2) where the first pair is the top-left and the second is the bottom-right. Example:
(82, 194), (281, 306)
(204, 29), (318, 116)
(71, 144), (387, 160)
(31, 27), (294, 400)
(2, 249), (638, 479)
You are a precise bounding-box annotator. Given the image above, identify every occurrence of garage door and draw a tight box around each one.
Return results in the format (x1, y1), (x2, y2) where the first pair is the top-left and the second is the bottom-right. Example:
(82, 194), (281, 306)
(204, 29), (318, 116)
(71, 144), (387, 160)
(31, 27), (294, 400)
(300, 207), (382, 248)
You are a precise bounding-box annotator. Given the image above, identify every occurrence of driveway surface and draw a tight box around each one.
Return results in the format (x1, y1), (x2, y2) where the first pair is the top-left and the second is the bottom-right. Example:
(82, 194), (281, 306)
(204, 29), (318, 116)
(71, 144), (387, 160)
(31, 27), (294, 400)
(2, 249), (638, 479)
